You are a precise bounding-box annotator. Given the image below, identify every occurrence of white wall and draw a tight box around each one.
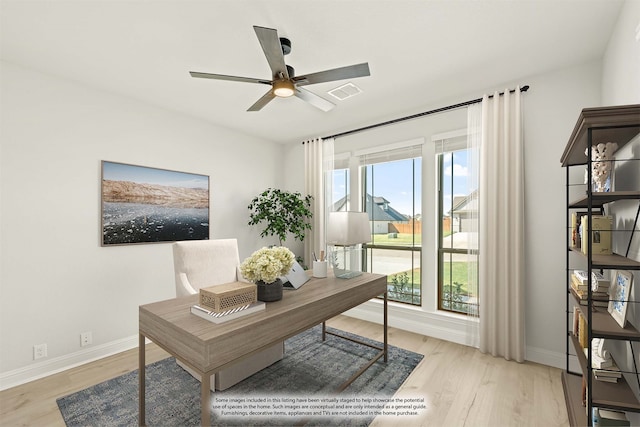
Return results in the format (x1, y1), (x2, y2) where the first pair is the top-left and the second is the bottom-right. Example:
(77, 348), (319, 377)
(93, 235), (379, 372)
(522, 61), (602, 365)
(602, 0), (640, 106)
(0, 61), (283, 388)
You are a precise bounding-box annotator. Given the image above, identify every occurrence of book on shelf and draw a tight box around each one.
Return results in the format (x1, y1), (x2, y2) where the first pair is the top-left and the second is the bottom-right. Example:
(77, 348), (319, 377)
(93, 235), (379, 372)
(570, 211), (592, 250)
(594, 363), (621, 379)
(580, 215), (613, 256)
(190, 301), (265, 324)
(578, 312), (588, 349)
(594, 374), (618, 383)
(571, 285), (609, 307)
(592, 407), (630, 426)
(572, 270), (610, 291)
(571, 282), (609, 298)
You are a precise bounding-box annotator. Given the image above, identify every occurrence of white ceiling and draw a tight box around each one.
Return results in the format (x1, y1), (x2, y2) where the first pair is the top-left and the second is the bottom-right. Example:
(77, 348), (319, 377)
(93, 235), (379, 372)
(0, 0), (624, 144)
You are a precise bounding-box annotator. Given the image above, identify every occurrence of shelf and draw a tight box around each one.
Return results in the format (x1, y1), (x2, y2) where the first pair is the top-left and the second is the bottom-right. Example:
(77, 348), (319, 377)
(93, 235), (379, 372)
(563, 104), (640, 426)
(569, 247), (640, 270)
(562, 372), (586, 427)
(570, 294), (640, 340)
(560, 104), (640, 167)
(569, 191), (640, 209)
(569, 334), (640, 411)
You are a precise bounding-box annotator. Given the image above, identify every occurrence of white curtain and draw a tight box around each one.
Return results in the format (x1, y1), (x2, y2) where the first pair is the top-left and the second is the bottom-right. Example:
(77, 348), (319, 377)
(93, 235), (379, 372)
(465, 103), (482, 348)
(478, 88), (525, 362)
(304, 137), (334, 266)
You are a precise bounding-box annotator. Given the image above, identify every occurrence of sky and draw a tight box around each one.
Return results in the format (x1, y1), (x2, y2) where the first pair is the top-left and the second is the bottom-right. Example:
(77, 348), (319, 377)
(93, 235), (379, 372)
(102, 161), (209, 189)
(332, 148), (476, 217)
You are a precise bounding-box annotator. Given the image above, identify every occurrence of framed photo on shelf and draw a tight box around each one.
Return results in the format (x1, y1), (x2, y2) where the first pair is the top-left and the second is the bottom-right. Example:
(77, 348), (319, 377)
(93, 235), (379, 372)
(608, 270), (634, 328)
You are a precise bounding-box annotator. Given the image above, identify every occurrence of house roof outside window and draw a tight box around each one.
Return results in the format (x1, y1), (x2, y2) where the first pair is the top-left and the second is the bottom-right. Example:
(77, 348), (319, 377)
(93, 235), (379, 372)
(333, 194), (410, 222)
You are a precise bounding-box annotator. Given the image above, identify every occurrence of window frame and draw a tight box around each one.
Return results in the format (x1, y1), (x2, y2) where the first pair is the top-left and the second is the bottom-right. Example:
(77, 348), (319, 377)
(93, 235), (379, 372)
(433, 129), (479, 316)
(333, 138), (424, 306)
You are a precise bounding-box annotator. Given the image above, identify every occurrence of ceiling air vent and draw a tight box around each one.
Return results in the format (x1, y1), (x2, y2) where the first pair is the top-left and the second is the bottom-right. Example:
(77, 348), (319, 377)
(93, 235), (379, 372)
(328, 82), (363, 101)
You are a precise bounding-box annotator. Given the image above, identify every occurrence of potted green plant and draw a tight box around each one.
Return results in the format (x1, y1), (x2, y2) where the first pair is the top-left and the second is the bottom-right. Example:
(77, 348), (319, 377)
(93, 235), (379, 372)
(247, 188), (313, 245)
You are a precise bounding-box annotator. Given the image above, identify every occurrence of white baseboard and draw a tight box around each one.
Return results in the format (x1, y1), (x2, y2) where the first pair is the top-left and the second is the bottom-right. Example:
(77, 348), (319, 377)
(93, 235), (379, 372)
(525, 345), (565, 369)
(342, 300), (479, 348)
(342, 300), (565, 368)
(0, 334), (140, 391)
(2, 304), (567, 391)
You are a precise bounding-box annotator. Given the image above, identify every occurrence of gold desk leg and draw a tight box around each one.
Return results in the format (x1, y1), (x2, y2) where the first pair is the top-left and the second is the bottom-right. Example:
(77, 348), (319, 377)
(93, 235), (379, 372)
(138, 333), (146, 426)
(201, 371), (211, 426)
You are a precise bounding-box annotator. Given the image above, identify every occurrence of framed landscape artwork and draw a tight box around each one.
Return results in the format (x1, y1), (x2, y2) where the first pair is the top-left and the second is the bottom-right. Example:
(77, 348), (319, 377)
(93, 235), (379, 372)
(101, 161), (210, 246)
(608, 270), (634, 328)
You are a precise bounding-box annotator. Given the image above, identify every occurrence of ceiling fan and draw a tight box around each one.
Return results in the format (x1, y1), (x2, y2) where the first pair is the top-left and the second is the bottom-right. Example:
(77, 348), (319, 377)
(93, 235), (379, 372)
(189, 26), (370, 112)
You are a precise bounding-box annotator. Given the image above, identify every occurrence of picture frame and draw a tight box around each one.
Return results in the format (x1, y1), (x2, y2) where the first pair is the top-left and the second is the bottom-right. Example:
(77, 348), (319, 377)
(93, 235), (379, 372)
(608, 270), (634, 328)
(101, 161), (209, 246)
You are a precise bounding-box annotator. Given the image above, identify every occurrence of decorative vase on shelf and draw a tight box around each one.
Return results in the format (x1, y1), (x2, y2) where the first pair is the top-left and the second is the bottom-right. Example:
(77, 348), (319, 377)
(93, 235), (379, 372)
(256, 278), (283, 302)
(585, 142), (618, 192)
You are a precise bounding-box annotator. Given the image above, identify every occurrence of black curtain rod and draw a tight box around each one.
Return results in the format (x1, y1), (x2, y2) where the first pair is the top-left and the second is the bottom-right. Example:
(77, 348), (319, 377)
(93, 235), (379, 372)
(308, 85), (529, 142)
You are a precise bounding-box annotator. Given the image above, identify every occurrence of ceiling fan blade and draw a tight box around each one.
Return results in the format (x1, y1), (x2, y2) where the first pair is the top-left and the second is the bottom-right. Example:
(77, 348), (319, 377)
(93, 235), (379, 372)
(190, 71), (271, 85)
(295, 87), (335, 112)
(247, 90), (276, 112)
(253, 26), (289, 79)
(294, 62), (370, 86)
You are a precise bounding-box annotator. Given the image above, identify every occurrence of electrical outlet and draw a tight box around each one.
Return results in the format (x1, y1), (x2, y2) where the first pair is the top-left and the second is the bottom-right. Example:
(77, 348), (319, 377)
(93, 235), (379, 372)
(80, 331), (92, 347)
(33, 343), (47, 360)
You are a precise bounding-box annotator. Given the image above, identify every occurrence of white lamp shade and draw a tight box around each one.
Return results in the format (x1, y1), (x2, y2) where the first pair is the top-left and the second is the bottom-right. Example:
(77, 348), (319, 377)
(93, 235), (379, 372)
(327, 211), (370, 246)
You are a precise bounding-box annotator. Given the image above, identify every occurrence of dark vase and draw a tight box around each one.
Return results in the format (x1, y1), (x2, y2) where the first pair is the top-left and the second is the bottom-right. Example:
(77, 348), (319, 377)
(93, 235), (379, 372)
(256, 278), (283, 302)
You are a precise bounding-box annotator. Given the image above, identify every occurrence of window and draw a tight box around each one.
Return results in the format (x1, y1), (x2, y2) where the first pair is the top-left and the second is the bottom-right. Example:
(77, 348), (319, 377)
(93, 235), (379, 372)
(332, 168), (350, 208)
(363, 158), (421, 305)
(332, 141), (422, 306)
(437, 146), (478, 315)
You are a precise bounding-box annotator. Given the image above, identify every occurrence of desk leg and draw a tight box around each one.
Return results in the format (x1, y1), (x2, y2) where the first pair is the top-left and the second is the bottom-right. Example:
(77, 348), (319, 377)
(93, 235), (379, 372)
(201, 371), (211, 426)
(322, 321), (326, 341)
(138, 333), (145, 426)
(384, 292), (388, 363)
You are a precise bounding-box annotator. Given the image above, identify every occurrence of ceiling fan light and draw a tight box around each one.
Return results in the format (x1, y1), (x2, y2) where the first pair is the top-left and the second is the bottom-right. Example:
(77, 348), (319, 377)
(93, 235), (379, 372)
(273, 79), (295, 97)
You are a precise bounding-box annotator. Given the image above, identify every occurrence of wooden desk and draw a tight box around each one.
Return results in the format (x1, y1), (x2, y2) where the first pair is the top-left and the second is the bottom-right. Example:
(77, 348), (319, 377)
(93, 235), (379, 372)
(139, 272), (387, 426)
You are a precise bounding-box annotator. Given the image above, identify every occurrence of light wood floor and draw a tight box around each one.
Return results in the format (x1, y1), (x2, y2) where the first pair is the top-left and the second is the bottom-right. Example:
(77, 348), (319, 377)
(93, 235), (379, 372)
(0, 315), (569, 426)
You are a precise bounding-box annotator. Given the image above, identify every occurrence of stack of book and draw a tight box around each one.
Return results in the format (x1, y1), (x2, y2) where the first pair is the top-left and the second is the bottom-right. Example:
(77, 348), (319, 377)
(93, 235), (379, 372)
(593, 363), (622, 383)
(190, 301), (265, 324)
(571, 270), (610, 307)
(592, 407), (630, 426)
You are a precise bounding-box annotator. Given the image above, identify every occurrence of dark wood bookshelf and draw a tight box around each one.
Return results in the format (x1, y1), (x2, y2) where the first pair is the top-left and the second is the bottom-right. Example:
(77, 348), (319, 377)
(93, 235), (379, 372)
(562, 104), (640, 426)
(569, 191), (640, 209)
(570, 334), (640, 411)
(569, 247), (640, 270)
(560, 104), (640, 167)
(562, 372), (586, 427)
(570, 291), (640, 340)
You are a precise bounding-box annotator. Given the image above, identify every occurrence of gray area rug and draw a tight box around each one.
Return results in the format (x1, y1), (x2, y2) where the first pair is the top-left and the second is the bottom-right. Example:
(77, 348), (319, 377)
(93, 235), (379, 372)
(57, 325), (423, 426)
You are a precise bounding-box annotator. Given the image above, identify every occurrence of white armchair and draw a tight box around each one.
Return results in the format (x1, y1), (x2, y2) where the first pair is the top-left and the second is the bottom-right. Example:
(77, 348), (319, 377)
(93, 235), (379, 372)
(172, 239), (284, 391)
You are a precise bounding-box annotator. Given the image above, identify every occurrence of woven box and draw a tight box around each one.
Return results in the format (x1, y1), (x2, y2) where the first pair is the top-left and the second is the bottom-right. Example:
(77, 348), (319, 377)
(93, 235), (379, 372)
(199, 281), (257, 313)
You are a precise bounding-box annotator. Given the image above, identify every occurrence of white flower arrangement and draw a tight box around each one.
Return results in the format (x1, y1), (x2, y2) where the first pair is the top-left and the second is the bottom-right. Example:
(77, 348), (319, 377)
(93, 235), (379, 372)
(240, 246), (295, 284)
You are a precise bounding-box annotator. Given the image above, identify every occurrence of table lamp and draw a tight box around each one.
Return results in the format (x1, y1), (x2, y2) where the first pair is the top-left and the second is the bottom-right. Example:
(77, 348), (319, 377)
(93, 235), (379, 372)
(327, 211), (370, 278)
